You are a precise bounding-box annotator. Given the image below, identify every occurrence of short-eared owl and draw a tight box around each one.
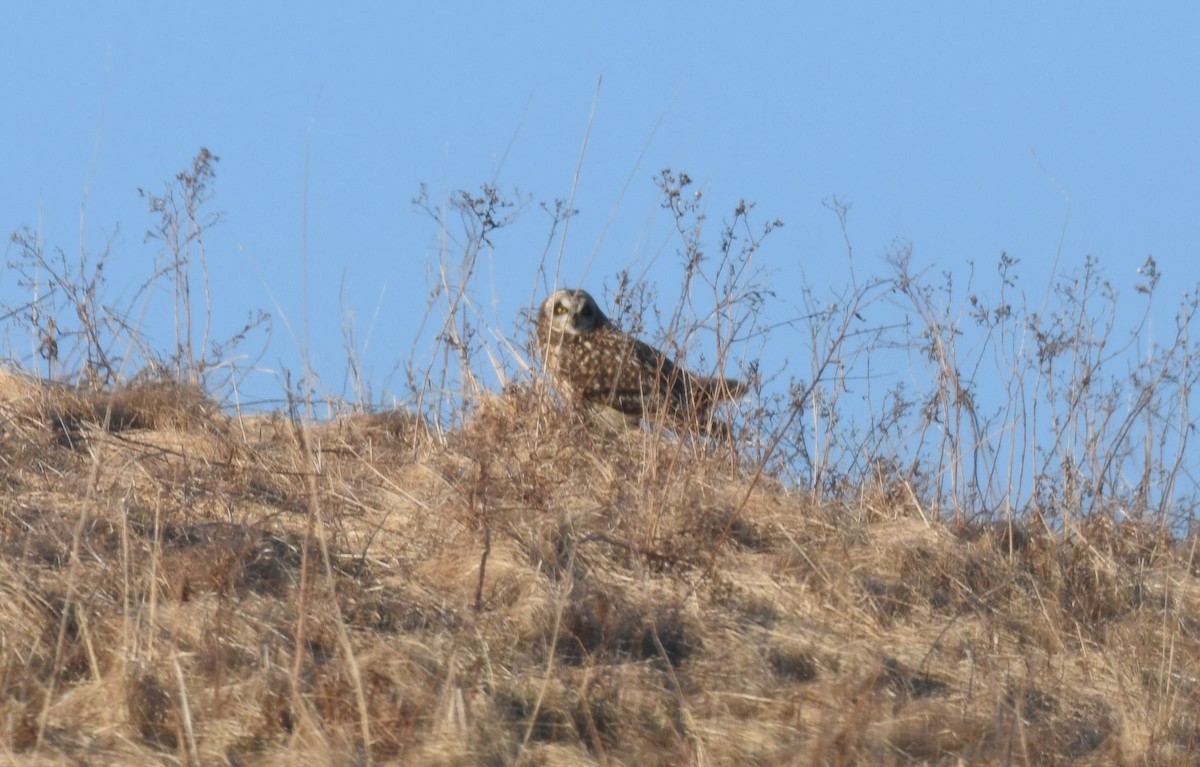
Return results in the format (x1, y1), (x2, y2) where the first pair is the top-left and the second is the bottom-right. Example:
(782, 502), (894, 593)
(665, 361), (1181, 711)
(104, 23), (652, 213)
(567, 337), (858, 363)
(534, 288), (747, 434)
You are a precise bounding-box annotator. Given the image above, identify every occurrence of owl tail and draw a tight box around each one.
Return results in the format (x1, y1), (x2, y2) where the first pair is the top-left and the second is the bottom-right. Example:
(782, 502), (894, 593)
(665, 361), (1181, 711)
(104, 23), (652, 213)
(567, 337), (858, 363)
(700, 376), (749, 402)
(688, 376), (747, 440)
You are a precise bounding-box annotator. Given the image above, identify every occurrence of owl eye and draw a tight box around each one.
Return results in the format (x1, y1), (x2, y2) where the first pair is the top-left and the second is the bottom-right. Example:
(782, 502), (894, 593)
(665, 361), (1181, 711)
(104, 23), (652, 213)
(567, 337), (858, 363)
(554, 304), (568, 316)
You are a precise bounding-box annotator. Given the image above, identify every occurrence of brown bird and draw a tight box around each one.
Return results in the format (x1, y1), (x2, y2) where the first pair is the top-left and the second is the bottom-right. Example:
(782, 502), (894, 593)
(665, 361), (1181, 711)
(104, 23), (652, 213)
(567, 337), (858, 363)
(534, 288), (747, 434)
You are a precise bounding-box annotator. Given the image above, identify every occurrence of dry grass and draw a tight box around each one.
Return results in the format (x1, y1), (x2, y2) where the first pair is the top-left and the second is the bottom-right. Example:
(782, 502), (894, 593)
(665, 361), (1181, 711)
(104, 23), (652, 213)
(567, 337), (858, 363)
(2, 370), (1198, 766)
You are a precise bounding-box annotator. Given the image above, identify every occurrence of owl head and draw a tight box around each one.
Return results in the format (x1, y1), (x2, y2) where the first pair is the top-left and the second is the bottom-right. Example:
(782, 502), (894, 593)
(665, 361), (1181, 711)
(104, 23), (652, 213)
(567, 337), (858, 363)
(538, 289), (612, 336)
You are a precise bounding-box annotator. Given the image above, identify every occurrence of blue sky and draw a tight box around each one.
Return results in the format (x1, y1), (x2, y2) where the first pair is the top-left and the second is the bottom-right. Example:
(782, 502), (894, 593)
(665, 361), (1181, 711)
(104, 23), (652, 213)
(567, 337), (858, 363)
(2, 3), (1198, 422)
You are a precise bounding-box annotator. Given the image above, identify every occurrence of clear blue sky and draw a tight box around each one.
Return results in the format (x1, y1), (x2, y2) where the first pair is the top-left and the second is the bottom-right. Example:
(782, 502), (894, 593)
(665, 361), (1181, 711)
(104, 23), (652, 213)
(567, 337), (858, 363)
(3, 3), (1198, 416)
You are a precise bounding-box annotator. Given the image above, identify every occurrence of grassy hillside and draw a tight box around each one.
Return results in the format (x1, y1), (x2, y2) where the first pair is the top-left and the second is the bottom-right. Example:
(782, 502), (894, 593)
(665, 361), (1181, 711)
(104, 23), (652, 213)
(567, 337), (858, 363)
(2, 370), (1198, 766)
(3, 153), (1198, 764)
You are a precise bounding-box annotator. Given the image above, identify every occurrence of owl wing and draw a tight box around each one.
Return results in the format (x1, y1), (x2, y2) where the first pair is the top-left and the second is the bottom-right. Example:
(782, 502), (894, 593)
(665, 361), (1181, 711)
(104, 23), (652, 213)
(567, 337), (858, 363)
(623, 339), (747, 424)
(549, 325), (745, 432)
(596, 336), (698, 417)
(559, 333), (661, 416)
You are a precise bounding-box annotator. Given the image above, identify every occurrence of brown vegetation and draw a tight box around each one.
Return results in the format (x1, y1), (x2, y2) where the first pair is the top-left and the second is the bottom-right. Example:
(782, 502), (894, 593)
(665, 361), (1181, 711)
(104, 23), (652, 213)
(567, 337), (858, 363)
(4, 150), (1198, 765)
(2, 371), (1198, 766)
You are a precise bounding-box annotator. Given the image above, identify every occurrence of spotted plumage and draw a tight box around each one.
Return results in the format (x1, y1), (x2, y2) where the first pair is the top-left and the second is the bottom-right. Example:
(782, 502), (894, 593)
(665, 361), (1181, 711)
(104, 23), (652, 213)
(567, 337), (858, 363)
(533, 288), (747, 434)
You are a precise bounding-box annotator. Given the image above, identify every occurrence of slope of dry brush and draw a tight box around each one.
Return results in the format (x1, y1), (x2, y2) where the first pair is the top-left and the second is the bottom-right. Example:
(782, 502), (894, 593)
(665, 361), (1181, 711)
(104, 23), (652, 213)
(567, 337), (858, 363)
(1, 368), (1199, 765)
